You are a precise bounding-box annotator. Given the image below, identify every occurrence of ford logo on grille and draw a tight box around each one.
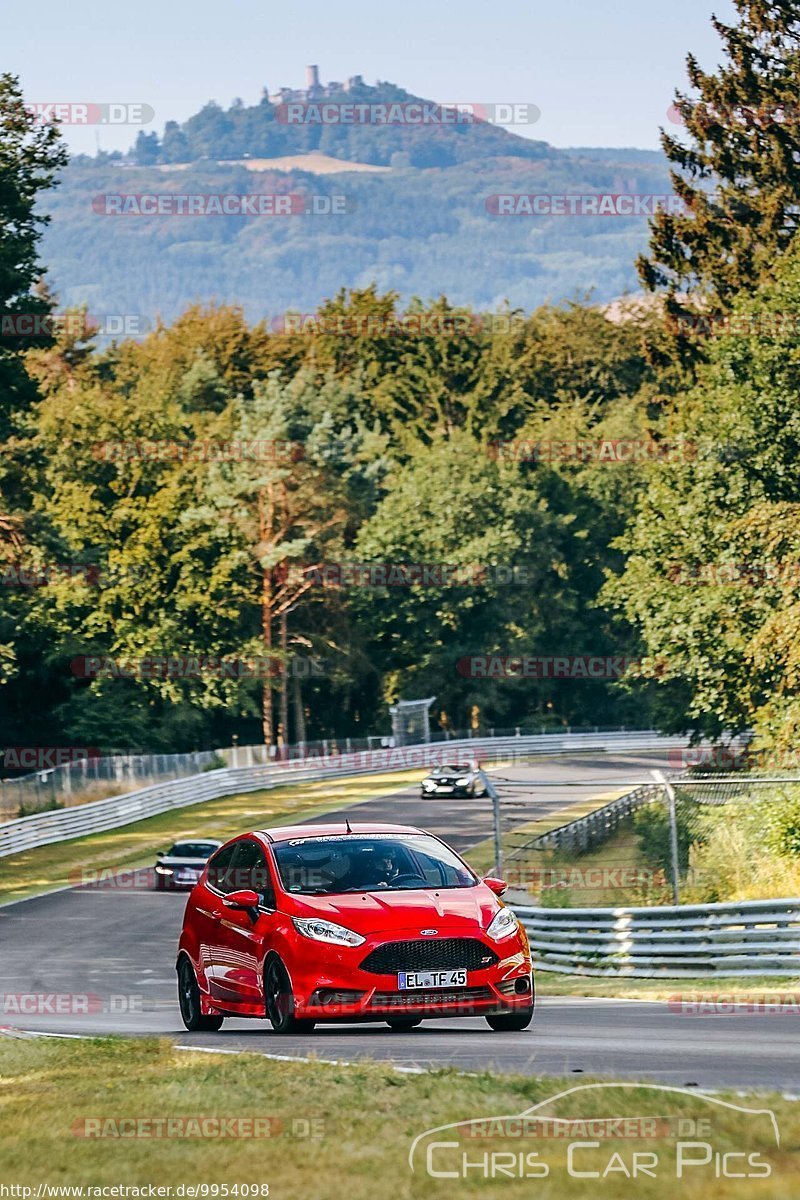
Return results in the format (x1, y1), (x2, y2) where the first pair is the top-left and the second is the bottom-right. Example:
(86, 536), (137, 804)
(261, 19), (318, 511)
(420, 929), (438, 936)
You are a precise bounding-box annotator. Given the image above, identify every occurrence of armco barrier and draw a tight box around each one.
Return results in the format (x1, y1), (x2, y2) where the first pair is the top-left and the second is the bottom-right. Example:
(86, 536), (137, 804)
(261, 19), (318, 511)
(513, 897), (800, 977)
(0, 731), (687, 859)
(508, 780), (664, 858)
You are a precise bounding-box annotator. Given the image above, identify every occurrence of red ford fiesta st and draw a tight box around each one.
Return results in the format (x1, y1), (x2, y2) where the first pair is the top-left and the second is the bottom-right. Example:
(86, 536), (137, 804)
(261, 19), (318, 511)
(176, 822), (534, 1034)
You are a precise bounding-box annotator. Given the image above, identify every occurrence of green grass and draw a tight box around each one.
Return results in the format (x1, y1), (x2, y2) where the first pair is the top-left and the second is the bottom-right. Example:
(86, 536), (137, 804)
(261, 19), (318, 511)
(536, 971), (800, 1000)
(0, 770), (422, 906)
(467, 790), (627, 875)
(0, 1036), (796, 1198)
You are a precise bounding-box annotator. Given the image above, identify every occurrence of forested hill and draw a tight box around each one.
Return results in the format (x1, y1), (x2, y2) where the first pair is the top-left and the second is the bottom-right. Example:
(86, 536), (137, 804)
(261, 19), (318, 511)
(126, 79), (552, 168)
(43, 143), (672, 326)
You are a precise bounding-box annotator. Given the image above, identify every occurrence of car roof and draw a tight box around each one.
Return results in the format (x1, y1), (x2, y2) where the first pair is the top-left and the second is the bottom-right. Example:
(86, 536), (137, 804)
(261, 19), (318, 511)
(256, 821), (425, 844)
(169, 838), (222, 846)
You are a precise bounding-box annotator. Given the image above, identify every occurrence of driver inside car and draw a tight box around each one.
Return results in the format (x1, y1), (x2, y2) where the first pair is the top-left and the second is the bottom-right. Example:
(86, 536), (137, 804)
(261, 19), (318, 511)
(374, 851), (398, 886)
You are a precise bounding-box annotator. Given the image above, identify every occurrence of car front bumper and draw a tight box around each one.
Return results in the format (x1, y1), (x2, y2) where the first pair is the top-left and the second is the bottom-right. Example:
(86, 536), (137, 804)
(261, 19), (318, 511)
(288, 936), (533, 1021)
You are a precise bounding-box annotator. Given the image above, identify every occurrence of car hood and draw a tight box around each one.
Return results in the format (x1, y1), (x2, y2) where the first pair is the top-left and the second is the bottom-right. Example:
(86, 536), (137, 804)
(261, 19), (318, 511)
(285, 886), (499, 934)
(156, 856), (209, 867)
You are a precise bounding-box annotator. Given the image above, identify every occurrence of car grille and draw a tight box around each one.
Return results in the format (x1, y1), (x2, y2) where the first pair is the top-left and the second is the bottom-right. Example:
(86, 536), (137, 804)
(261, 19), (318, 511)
(360, 938), (498, 974)
(368, 986), (494, 1009)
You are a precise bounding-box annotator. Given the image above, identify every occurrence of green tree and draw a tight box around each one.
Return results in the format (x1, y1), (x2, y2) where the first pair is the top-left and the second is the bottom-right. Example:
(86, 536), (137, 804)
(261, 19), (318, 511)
(607, 232), (800, 745)
(639, 1), (800, 322)
(0, 73), (67, 427)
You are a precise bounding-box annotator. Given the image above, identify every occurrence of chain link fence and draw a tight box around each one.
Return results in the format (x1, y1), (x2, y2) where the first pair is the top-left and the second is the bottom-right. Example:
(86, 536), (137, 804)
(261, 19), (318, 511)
(0, 750), (223, 821)
(486, 766), (800, 910)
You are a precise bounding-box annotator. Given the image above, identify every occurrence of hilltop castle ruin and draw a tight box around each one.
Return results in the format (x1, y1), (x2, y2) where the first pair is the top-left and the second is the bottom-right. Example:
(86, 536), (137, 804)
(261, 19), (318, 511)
(265, 66), (366, 107)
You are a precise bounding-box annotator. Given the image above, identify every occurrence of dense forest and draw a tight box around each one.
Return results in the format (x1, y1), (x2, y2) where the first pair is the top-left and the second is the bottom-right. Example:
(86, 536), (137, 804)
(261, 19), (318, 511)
(41, 148), (672, 325)
(4, 0), (800, 761)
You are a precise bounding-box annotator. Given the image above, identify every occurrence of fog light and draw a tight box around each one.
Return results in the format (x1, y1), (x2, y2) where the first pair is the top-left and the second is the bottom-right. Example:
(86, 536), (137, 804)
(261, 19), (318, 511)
(514, 976), (531, 995)
(309, 989), (364, 1007)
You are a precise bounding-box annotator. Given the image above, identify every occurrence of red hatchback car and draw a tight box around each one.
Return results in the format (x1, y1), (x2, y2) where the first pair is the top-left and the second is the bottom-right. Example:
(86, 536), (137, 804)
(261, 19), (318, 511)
(176, 822), (534, 1034)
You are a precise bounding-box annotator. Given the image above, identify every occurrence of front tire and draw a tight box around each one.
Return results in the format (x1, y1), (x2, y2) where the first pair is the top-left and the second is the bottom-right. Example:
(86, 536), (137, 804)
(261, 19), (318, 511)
(486, 1007), (534, 1032)
(386, 1018), (423, 1031)
(178, 957), (224, 1031)
(264, 958), (315, 1034)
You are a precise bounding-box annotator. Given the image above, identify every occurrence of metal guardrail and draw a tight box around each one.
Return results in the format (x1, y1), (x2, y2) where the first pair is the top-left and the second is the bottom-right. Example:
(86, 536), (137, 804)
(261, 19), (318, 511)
(513, 898), (800, 977)
(0, 726), (672, 819)
(508, 781), (663, 858)
(0, 731), (687, 858)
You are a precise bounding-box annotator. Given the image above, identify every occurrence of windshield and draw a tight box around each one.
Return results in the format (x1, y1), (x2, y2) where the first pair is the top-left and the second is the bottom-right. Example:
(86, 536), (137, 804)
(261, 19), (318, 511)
(439, 765), (471, 774)
(272, 834), (478, 895)
(168, 842), (218, 858)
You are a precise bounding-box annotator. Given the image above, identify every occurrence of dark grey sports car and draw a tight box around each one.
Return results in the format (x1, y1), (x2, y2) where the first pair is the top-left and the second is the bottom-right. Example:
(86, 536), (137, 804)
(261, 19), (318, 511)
(420, 763), (485, 798)
(154, 839), (222, 890)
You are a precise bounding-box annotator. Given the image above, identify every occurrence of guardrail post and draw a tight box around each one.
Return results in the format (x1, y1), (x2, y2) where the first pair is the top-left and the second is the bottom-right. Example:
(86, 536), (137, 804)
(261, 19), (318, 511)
(652, 769), (680, 905)
(478, 768), (503, 876)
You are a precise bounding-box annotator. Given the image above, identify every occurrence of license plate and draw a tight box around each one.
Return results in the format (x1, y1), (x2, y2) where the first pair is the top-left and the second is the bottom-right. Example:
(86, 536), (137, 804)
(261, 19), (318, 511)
(398, 969), (467, 990)
(435, 785), (454, 793)
(176, 868), (200, 883)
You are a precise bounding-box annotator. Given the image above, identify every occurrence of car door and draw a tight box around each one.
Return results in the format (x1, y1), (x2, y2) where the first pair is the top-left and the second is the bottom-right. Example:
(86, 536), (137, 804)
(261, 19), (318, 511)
(192, 842), (238, 991)
(207, 838), (278, 1006)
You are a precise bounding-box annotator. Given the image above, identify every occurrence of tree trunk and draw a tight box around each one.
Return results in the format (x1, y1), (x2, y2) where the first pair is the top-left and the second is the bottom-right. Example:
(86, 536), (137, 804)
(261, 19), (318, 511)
(293, 672), (306, 749)
(261, 587), (274, 748)
(278, 609), (289, 756)
(260, 487), (274, 749)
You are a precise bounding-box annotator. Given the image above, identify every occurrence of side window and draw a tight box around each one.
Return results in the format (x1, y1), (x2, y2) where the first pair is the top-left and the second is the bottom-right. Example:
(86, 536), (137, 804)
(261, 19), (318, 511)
(231, 839), (276, 909)
(206, 843), (238, 894)
(409, 848), (462, 888)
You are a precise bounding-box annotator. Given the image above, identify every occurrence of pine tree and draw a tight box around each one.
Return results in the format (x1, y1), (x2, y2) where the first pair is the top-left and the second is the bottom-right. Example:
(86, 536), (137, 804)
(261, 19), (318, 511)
(639, 2), (800, 319)
(0, 74), (67, 426)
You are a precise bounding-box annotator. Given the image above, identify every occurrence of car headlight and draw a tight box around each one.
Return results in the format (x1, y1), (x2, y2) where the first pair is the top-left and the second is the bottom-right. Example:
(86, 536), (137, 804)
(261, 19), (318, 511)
(155, 865), (174, 875)
(486, 906), (519, 941)
(455, 776), (471, 786)
(292, 917), (365, 947)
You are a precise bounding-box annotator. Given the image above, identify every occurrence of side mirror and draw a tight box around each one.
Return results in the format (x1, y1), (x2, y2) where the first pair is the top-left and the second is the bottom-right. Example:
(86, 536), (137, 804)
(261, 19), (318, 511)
(483, 876), (508, 896)
(224, 889), (261, 912)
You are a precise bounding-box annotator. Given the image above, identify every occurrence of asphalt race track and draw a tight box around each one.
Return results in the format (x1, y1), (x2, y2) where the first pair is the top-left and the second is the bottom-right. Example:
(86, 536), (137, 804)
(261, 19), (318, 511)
(2, 752), (797, 1091)
(306, 750), (673, 850)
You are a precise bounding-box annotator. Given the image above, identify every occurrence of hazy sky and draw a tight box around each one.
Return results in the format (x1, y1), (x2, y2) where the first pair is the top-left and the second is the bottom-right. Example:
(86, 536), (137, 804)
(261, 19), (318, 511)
(6, 0), (737, 155)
